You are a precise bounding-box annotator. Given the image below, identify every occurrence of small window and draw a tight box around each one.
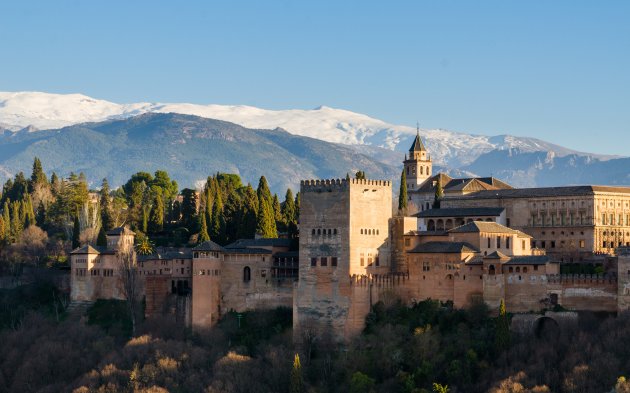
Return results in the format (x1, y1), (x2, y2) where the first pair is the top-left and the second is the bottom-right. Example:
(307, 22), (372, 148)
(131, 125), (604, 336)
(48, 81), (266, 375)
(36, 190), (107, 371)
(243, 266), (251, 282)
(523, 267), (528, 273)
(321, 257), (327, 266)
(334, 228), (338, 235)
(312, 229), (315, 235)
(317, 229), (321, 235)
(516, 267), (520, 273)
(310, 258), (317, 267)
(375, 256), (380, 266)
(360, 257), (364, 266)
(331, 257), (338, 267)
(360, 229), (363, 234)
(534, 265), (538, 271)
(404, 238), (410, 247)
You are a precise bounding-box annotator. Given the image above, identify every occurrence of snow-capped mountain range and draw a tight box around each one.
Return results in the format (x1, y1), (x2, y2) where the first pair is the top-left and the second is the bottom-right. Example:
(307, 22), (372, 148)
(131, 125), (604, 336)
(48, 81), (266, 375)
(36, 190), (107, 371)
(0, 91), (616, 170)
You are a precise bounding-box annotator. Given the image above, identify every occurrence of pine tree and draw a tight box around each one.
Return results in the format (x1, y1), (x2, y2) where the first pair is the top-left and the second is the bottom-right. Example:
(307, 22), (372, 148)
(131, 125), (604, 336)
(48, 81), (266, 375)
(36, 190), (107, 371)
(345, 173), (351, 181)
(295, 192), (300, 218)
(199, 209), (210, 242)
(100, 178), (113, 231)
(290, 354), (303, 393)
(398, 169), (408, 213)
(72, 214), (81, 249)
(149, 193), (164, 233)
(495, 298), (510, 353)
(36, 201), (46, 227)
(433, 177), (444, 209)
(96, 226), (107, 247)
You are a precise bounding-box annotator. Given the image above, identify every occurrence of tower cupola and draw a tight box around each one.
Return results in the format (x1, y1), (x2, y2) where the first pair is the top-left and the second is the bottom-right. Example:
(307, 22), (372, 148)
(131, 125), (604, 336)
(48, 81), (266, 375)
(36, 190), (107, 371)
(403, 123), (432, 190)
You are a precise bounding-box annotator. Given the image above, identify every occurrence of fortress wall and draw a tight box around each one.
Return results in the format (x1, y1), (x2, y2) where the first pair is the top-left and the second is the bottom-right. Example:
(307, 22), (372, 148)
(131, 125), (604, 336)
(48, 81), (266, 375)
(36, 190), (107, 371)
(453, 265), (485, 307)
(504, 273), (550, 312)
(547, 274), (618, 312)
(145, 276), (171, 317)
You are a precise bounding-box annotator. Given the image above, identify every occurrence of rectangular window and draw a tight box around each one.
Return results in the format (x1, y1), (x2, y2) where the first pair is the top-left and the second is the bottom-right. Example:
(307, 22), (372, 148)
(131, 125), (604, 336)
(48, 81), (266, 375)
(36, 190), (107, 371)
(579, 240), (585, 248)
(506, 237), (511, 249)
(534, 265), (538, 271)
(360, 258), (364, 266)
(551, 241), (556, 248)
(541, 241), (546, 248)
(506, 218), (510, 227)
(423, 262), (430, 272)
(497, 237), (501, 248)
(320, 257), (327, 266)
(522, 240), (526, 249)
(310, 258), (317, 267)
(488, 238), (491, 248)
(375, 256), (380, 266)
(368, 257), (373, 266)
(404, 238), (410, 247)
(331, 257), (338, 267)
(531, 214), (536, 226)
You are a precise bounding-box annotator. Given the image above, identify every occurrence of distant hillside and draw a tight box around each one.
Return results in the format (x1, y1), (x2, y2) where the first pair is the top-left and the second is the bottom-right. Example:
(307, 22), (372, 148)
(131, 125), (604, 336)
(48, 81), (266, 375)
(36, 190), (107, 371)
(0, 113), (399, 193)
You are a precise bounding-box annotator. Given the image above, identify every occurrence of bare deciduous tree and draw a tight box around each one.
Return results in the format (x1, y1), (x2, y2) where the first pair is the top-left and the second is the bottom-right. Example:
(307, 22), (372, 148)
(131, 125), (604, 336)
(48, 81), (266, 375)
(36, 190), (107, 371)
(118, 247), (140, 337)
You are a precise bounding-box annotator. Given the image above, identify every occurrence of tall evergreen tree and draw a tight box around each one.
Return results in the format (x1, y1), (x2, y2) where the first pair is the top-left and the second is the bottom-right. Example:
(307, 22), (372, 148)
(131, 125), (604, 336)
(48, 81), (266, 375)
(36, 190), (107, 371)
(10, 201), (22, 241)
(0, 215), (5, 243)
(29, 157), (47, 192)
(199, 209), (210, 242)
(2, 202), (10, 242)
(180, 188), (198, 230)
(210, 191), (224, 241)
(149, 193), (164, 233)
(290, 353), (304, 393)
(96, 226), (107, 247)
(36, 201), (46, 227)
(282, 189), (296, 226)
(100, 178), (113, 231)
(257, 176), (273, 207)
(399, 169), (408, 213)
(240, 184), (259, 239)
(256, 197), (277, 238)
(72, 214), (81, 249)
(272, 194), (282, 223)
(495, 298), (510, 353)
(433, 177), (444, 209)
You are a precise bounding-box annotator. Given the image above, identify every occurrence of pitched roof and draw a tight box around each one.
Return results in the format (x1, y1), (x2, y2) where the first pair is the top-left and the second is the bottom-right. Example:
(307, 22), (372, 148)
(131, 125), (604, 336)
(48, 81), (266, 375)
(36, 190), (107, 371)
(415, 207), (505, 218)
(193, 240), (225, 252)
(412, 173), (513, 194)
(106, 227), (135, 236)
(225, 238), (291, 249)
(446, 185), (630, 200)
(504, 255), (552, 265)
(224, 247), (273, 255)
(485, 251), (509, 259)
(408, 241), (479, 254)
(449, 221), (532, 238)
(71, 244), (102, 254)
(409, 130), (426, 152)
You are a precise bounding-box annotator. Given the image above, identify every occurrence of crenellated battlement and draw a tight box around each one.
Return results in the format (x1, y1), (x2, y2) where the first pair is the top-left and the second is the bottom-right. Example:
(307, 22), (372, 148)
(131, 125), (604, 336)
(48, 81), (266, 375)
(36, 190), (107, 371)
(546, 274), (618, 285)
(300, 178), (391, 192)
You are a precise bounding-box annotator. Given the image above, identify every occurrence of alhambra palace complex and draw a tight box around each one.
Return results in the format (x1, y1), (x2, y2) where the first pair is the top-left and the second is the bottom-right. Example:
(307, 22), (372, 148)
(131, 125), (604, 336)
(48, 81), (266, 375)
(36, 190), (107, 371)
(71, 132), (630, 342)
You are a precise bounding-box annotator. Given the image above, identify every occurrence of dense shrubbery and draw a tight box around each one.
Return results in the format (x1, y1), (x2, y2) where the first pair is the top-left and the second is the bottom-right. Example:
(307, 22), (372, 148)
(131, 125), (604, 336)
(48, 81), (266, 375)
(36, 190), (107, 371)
(2, 290), (630, 392)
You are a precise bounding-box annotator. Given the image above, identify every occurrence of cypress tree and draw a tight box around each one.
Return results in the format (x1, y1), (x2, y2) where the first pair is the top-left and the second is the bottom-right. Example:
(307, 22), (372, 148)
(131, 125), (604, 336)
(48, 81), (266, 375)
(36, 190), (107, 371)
(3, 202), (10, 242)
(240, 184), (258, 239)
(11, 201), (22, 241)
(96, 226), (107, 247)
(0, 215), (5, 243)
(433, 177), (444, 209)
(36, 201), (46, 227)
(199, 209), (210, 242)
(100, 178), (113, 231)
(290, 353), (303, 393)
(272, 194), (282, 223)
(141, 207), (149, 233)
(72, 214), (81, 249)
(282, 189), (296, 226)
(495, 298), (510, 353)
(399, 169), (408, 213)
(210, 191), (224, 241)
(295, 192), (300, 219)
(149, 193), (164, 233)
(256, 197), (277, 238)
(29, 157), (47, 192)
(256, 176), (272, 208)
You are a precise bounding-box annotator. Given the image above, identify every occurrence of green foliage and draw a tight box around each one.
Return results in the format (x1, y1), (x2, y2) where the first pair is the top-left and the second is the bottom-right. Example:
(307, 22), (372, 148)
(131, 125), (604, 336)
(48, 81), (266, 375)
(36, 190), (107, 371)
(72, 214), (80, 249)
(180, 188), (198, 231)
(355, 171), (366, 180)
(87, 299), (133, 338)
(210, 189), (225, 242)
(0, 281), (68, 330)
(434, 177), (444, 209)
(432, 382), (449, 393)
(149, 193), (164, 233)
(135, 235), (155, 255)
(100, 178), (113, 231)
(495, 299), (510, 353)
(256, 176), (277, 238)
(350, 371), (375, 393)
(399, 168), (408, 212)
(96, 226), (107, 247)
(199, 208), (210, 242)
(290, 354), (304, 393)
(217, 307), (292, 354)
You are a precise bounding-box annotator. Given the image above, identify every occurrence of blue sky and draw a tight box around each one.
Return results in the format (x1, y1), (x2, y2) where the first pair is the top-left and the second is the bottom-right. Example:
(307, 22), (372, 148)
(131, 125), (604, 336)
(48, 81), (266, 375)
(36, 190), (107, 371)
(0, 1), (628, 155)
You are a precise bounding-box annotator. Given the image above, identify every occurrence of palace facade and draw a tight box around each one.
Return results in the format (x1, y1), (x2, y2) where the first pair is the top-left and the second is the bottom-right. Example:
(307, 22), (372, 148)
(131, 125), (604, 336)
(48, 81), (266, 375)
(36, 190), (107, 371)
(70, 130), (630, 343)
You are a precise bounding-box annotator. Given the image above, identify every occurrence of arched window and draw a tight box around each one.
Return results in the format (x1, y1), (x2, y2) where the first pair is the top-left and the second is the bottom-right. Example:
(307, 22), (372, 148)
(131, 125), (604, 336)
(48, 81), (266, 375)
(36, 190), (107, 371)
(243, 266), (251, 282)
(508, 267), (513, 273)
(312, 229), (316, 235)
(333, 228), (337, 235)
(515, 266), (520, 273)
(420, 166), (424, 175)
(360, 229), (363, 234)
(317, 229), (321, 235)
(489, 265), (496, 275)
(427, 220), (436, 231)
(523, 267), (528, 273)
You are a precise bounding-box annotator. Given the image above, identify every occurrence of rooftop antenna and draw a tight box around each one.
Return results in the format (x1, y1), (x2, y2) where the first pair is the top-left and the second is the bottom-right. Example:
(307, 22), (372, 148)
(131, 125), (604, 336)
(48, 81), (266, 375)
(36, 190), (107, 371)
(416, 121), (420, 136)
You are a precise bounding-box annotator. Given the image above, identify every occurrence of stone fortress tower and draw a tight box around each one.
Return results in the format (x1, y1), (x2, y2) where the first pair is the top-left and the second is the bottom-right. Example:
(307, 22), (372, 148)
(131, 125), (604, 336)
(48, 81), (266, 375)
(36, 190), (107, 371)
(403, 124), (432, 192)
(294, 178), (392, 342)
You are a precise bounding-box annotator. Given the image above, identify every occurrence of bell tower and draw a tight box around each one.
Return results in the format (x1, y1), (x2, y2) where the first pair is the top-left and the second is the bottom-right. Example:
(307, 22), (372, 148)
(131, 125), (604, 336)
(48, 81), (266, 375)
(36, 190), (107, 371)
(403, 123), (432, 191)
